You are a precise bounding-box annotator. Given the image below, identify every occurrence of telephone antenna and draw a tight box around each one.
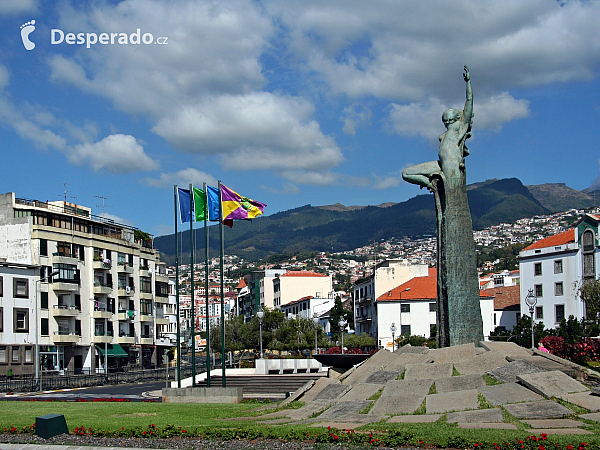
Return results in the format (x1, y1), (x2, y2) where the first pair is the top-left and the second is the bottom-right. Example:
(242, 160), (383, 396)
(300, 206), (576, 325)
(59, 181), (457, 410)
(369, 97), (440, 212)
(94, 195), (113, 218)
(56, 183), (76, 203)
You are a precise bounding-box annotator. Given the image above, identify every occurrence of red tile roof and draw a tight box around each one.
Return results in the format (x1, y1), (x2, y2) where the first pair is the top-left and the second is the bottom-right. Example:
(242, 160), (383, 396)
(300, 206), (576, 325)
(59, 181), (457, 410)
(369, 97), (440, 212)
(523, 229), (575, 251)
(377, 276), (493, 301)
(483, 285), (520, 309)
(279, 271), (328, 277)
(284, 295), (314, 306)
(235, 278), (247, 289)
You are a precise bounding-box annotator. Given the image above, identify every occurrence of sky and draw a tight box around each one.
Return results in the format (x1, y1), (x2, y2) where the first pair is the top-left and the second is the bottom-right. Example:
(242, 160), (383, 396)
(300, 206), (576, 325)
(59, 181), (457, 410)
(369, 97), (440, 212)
(1, 0), (600, 238)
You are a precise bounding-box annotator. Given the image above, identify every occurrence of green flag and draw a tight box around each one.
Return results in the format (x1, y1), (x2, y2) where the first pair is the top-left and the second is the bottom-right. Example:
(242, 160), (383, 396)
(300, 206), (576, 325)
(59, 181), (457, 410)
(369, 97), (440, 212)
(193, 186), (206, 221)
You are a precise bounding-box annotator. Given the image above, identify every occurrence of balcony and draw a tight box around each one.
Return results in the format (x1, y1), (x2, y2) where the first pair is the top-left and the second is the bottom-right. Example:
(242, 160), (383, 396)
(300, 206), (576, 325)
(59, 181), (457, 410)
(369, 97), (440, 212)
(139, 268), (150, 277)
(53, 331), (80, 343)
(140, 334), (154, 345)
(140, 313), (153, 322)
(117, 263), (133, 274)
(117, 309), (136, 320)
(139, 291), (153, 300)
(92, 309), (113, 319)
(155, 317), (170, 325)
(92, 331), (114, 344)
(117, 286), (134, 297)
(357, 294), (373, 305)
(155, 273), (168, 283)
(52, 252), (78, 265)
(92, 259), (112, 270)
(355, 312), (372, 323)
(155, 295), (169, 304)
(93, 282), (113, 295)
(156, 336), (174, 346)
(52, 280), (79, 292)
(117, 334), (135, 344)
(52, 305), (80, 317)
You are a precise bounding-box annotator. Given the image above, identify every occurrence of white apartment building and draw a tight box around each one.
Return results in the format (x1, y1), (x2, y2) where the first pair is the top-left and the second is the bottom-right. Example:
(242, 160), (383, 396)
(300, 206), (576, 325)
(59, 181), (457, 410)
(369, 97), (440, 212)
(273, 271), (333, 308)
(0, 261), (38, 375)
(519, 213), (600, 329)
(353, 260), (429, 340)
(376, 274), (495, 349)
(0, 192), (168, 375)
(279, 294), (334, 320)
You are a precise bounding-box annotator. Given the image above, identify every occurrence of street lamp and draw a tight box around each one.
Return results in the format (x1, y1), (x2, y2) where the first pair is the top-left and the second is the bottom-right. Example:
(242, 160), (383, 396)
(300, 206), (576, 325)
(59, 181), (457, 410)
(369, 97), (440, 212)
(390, 323), (397, 352)
(525, 289), (538, 349)
(312, 313), (320, 356)
(338, 318), (347, 354)
(256, 307), (264, 359)
(36, 269), (59, 391)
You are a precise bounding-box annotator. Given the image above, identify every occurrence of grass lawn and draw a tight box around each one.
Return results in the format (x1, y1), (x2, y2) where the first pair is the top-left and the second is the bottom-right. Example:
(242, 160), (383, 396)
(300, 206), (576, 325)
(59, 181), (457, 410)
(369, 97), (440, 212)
(2, 400), (600, 448)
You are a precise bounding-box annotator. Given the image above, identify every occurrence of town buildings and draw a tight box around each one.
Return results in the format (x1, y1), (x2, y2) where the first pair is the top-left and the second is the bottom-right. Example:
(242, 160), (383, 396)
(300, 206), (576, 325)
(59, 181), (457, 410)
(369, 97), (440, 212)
(0, 192), (172, 375)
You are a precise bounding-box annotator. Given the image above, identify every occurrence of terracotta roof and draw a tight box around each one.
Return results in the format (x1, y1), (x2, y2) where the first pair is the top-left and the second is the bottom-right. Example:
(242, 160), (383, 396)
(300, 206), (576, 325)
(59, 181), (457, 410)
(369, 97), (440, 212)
(484, 285), (520, 309)
(283, 295), (314, 306)
(278, 271), (328, 278)
(377, 275), (493, 301)
(523, 229), (575, 251)
(235, 278), (247, 289)
(428, 267), (437, 277)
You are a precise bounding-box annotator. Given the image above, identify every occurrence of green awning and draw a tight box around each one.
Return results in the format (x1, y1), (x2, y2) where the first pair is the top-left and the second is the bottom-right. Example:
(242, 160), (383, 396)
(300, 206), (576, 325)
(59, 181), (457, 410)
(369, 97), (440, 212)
(95, 344), (128, 358)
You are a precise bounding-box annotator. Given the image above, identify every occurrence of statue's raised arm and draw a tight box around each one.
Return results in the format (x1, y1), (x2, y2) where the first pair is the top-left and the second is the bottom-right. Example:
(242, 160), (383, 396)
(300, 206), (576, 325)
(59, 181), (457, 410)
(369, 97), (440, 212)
(463, 65), (473, 126)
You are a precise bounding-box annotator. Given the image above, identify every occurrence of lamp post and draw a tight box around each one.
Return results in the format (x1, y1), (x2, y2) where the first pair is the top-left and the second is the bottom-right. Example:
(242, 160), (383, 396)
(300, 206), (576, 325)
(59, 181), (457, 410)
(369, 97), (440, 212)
(256, 307), (264, 359)
(390, 323), (397, 352)
(36, 270), (59, 392)
(338, 318), (347, 354)
(312, 313), (319, 356)
(525, 289), (538, 349)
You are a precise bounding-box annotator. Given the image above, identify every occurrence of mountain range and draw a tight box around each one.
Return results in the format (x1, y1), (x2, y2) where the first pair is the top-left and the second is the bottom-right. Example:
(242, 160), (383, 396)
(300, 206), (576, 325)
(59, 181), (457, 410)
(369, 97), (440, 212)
(153, 178), (600, 264)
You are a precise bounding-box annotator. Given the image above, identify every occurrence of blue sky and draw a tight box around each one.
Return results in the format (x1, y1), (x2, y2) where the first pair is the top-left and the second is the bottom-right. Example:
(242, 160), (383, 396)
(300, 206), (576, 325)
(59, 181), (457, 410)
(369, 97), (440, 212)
(1, 0), (600, 238)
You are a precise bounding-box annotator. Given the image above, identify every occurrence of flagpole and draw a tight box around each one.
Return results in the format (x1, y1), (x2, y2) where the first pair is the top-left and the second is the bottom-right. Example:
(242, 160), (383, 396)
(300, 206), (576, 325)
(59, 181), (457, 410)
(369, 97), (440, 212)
(218, 180), (226, 387)
(174, 186), (181, 388)
(203, 182), (210, 388)
(189, 183), (196, 387)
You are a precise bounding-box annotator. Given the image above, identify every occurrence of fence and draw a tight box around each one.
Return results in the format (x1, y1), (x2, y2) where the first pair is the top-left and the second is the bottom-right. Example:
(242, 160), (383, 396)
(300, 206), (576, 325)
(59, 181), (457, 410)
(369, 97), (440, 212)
(0, 361), (216, 393)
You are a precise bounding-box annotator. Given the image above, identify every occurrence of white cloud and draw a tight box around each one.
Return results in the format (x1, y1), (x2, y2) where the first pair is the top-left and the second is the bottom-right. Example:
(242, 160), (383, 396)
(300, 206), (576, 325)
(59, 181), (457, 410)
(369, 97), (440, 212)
(280, 170), (339, 186)
(341, 103), (372, 135)
(372, 172), (402, 190)
(99, 212), (134, 227)
(70, 134), (158, 173)
(142, 168), (218, 188)
(0, 65), (9, 90)
(153, 92), (343, 171)
(0, 0), (37, 14)
(259, 182), (300, 195)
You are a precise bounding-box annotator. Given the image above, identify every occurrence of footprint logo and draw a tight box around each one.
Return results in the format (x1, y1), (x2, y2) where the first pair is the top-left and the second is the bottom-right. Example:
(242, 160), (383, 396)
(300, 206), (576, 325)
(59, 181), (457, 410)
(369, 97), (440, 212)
(20, 20), (36, 50)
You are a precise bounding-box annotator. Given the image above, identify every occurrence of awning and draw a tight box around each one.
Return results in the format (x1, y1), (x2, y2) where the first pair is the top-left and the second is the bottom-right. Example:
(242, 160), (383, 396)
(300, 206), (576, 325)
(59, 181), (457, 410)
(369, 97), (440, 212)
(95, 343), (128, 358)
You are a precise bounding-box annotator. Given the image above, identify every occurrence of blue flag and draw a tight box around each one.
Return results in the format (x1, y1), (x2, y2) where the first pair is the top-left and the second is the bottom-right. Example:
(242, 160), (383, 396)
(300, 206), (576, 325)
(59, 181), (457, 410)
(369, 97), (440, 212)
(206, 185), (220, 221)
(178, 188), (191, 223)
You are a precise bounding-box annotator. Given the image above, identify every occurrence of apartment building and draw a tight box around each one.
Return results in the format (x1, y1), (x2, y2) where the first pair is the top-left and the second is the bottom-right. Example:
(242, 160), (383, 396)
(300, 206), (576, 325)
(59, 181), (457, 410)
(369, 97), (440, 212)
(0, 192), (168, 375)
(519, 213), (600, 329)
(273, 271), (333, 308)
(353, 259), (429, 341)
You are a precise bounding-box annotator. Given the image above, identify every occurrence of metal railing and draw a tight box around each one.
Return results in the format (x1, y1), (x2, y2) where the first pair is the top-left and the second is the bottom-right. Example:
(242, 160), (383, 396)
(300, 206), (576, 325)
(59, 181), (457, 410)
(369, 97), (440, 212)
(0, 361), (215, 393)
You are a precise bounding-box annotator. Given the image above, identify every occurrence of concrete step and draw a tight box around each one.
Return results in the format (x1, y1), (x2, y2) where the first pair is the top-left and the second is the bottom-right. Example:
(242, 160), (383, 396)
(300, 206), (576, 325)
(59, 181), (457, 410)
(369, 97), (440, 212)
(197, 373), (326, 394)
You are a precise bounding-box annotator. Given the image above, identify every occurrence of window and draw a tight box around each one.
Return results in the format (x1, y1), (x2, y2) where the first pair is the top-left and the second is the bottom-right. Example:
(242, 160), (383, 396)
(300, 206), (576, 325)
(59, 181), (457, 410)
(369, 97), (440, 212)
(0, 307), (3, 332)
(555, 282), (564, 296)
(555, 305), (565, 323)
(117, 252), (126, 265)
(12, 347), (20, 363)
(554, 260), (563, 274)
(40, 239), (48, 257)
(40, 291), (48, 309)
(535, 284), (543, 298)
(534, 263), (542, 276)
(41, 318), (49, 336)
(0, 346), (6, 363)
(13, 278), (29, 298)
(0, 276), (3, 296)
(56, 241), (72, 257)
(14, 308), (29, 332)
(400, 324), (411, 336)
(400, 304), (411, 313)
(53, 264), (77, 282)
(429, 303), (437, 312)
(535, 306), (543, 320)
(24, 346), (33, 363)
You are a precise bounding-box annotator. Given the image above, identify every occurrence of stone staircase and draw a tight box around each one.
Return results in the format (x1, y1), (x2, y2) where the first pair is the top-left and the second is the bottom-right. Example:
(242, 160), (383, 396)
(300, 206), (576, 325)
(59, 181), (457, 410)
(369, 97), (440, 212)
(196, 372), (327, 399)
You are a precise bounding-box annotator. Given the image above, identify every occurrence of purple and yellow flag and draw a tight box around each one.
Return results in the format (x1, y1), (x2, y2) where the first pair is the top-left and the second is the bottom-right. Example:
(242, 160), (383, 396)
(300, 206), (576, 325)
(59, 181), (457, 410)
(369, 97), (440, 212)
(220, 184), (266, 227)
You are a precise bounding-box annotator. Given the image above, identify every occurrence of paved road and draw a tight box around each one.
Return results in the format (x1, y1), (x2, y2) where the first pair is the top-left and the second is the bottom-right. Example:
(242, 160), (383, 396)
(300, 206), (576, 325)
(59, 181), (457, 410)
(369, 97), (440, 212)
(1, 381), (164, 401)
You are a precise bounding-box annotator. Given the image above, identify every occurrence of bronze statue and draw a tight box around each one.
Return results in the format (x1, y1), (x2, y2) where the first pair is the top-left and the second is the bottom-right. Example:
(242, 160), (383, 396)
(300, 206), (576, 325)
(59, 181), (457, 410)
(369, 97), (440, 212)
(402, 66), (483, 347)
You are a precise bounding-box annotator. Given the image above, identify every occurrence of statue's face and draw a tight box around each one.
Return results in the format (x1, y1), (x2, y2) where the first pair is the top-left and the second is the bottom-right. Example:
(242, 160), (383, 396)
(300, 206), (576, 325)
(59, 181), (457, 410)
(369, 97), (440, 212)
(442, 109), (461, 127)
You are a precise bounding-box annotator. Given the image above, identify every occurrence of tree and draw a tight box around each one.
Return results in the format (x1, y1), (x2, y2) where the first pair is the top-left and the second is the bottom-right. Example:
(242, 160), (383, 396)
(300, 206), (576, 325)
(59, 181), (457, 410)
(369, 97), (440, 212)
(329, 296), (351, 340)
(577, 278), (600, 325)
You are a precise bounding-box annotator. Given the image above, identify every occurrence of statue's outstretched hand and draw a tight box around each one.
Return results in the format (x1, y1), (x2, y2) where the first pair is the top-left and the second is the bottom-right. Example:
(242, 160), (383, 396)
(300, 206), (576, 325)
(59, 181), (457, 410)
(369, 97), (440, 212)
(463, 65), (470, 82)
